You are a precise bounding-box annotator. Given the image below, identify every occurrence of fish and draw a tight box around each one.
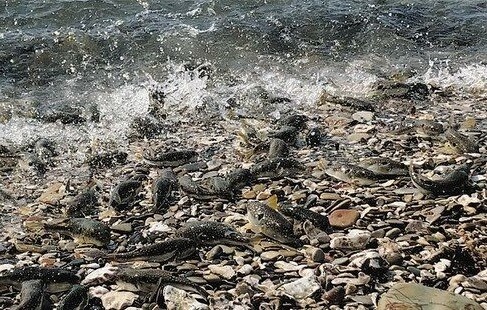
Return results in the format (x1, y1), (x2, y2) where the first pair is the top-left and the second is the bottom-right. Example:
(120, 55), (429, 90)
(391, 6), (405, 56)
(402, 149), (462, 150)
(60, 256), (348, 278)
(250, 157), (306, 179)
(279, 203), (330, 231)
(143, 149), (198, 167)
(444, 128), (479, 154)
(176, 221), (250, 249)
(268, 126), (299, 144)
(409, 162), (471, 196)
(152, 169), (178, 213)
(57, 285), (89, 310)
(0, 267), (79, 293)
(268, 138), (290, 159)
(357, 157), (408, 177)
(116, 267), (207, 298)
(13, 280), (44, 310)
(392, 119), (444, 138)
(109, 177), (144, 211)
(65, 185), (99, 217)
(246, 202), (303, 247)
(43, 218), (111, 247)
(106, 238), (196, 263)
(278, 114), (308, 130)
(324, 162), (379, 185)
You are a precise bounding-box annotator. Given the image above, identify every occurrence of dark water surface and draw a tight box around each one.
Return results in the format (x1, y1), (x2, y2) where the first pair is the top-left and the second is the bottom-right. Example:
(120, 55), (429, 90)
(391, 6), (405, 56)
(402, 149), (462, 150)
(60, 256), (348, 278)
(1, 0), (486, 144)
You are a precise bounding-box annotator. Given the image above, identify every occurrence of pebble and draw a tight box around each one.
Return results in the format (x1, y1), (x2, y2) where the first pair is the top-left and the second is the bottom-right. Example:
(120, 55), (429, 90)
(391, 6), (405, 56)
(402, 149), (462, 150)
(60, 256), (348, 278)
(208, 264), (236, 280)
(164, 286), (208, 310)
(328, 209), (360, 228)
(110, 223), (133, 233)
(330, 230), (371, 250)
(278, 275), (321, 299)
(306, 247), (325, 263)
(377, 283), (483, 310)
(101, 291), (138, 310)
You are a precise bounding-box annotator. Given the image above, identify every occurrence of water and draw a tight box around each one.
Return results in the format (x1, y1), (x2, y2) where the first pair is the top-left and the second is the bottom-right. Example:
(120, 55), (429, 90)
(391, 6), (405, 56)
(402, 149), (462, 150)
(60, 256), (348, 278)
(1, 0), (487, 146)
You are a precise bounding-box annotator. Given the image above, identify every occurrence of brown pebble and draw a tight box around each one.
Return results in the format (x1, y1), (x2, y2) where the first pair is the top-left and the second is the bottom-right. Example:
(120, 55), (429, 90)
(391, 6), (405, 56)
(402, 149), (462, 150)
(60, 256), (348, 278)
(328, 209), (360, 228)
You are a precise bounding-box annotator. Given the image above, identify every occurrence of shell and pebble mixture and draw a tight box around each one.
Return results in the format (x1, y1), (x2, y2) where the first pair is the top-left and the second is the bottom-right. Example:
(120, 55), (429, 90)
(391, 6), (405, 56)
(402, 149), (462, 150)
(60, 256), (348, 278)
(0, 81), (487, 310)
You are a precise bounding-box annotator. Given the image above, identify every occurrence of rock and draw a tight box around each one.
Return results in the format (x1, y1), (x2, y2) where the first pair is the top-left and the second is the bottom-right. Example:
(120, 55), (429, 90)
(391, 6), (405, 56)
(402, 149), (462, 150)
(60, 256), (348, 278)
(306, 247), (325, 263)
(101, 291), (138, 310)
(38, 182), (65, 205)
(278, 275), (321, 299)
(164, 286), (208, 310)
(205, 245), (224, 260)
(330, 230), (371, 250)
(328, 209), (360, 228)
(377, 283), (483, 310)
(352, 111), (375, 122)
(208, 265), (235, 280)
(110, 223), (133, 233)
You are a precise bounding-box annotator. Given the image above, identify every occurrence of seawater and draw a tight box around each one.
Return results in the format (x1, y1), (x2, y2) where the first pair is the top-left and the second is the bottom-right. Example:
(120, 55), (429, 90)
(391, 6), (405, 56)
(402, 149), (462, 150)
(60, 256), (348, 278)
(1, 0), (487, 146)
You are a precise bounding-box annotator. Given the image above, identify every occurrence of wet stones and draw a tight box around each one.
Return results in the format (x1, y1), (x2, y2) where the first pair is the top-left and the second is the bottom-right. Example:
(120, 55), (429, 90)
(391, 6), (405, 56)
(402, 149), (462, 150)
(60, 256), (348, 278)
(328, 209), (359, 228)
(377, 283), (483, 310)
(330, 230), (371, 250)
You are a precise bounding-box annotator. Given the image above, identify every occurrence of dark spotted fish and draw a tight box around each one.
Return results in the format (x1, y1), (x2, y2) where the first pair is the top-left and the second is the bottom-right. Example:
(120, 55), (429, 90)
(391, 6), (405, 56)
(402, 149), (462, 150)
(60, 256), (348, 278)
(152, 169), (178, 213)
(13, 280), (44, 310)
(106, 238), (196, 263)
(176, 221), (249, 248)
(116, 267), (207, 298)
(57, 285), (89, 310)
(246, 202), (303, 247)
(357, 157), (408, 177)
(325, 162), (379, 185)
(144, 149), (198, 167)
(444, 128), (479, 154)
(279, 203), (330, 231)
(409, 162), (471, 196)
(44, 218), (111, 247)
(250, 157), (306, 179)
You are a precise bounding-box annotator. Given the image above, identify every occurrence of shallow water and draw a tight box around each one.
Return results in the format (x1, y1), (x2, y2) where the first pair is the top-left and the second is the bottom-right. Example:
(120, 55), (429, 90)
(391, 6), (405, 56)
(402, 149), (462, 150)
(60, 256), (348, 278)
(1, 0), (487, 147)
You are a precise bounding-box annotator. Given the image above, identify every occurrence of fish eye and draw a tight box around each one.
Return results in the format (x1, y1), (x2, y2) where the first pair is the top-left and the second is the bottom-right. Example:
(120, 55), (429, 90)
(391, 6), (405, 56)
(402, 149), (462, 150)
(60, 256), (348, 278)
(255, 212), (264, 221)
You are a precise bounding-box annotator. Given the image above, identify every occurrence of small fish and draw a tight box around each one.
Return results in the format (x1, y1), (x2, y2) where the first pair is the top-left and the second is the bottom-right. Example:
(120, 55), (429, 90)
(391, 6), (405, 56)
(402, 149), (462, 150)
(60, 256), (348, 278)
(176, 221), (249, 248)
(0, 267), (79, 289)
(116, 267), (207, 298)
(444, 128), (479, 154)
(279, 203), (330, 231)
(278, 114), (308, 130)
(250, 157), (306, 179)
(325, 162), (379, 185)
(268, 138), (290, 159)
(409, 162), (471, 196)
(106, 238), (196, 263)
(178, 175), (231, 200)
(109, 178), (143, 211)
(319, 92), (375, 112)
(44, 218), (111, 247)
(225, 168), (254, 189)
(57, 285), (89, 310)
(306, 127), (322, 147)
(392, 119), (444, 137)
(414, 119), (444, 137)
(65, 185), (99, 217)
(152, 169), (178, 213)
(357, 157), (408, 177)
(143, 149), (198, 167)
(268, 126), (299, 144)
(13, 280), (44, 310)
(246, 202), (303, 247)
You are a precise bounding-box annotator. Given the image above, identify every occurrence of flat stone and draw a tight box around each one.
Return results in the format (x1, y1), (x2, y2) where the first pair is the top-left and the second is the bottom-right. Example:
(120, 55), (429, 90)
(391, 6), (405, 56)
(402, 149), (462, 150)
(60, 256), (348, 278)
(352, 111), (375, 122)
(164, 286), (208, 310)
(330, 230), (371, 250)
(110, 223), (132, 233)
(101, 291), (138, 310)
(377, 283), (483, 310)
(278, 275), (321, 299)
(319, 193), (342, 200)
(208, 264), (235, 280)
(38, 182), (65, 205)
(328, 209), (360, 228)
